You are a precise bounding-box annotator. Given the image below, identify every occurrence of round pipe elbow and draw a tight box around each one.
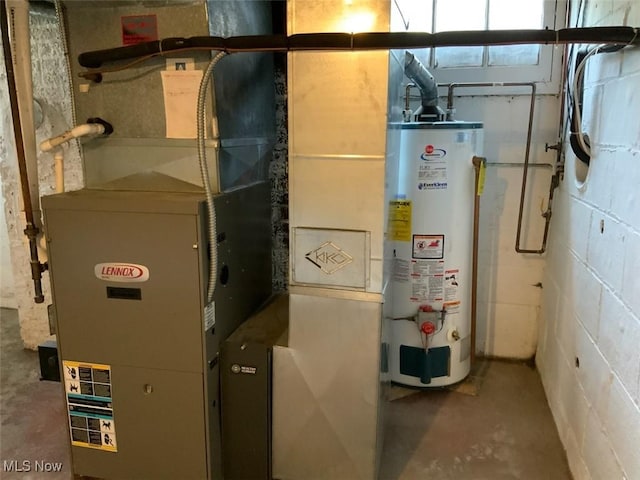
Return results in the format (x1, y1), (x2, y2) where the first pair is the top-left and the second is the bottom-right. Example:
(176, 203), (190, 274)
(40, 123), (106, 152)
(404, 51), (439, 108)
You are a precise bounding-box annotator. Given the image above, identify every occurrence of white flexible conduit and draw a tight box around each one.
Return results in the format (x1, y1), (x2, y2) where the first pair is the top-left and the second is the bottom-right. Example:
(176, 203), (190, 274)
(197, 50), (227, 303)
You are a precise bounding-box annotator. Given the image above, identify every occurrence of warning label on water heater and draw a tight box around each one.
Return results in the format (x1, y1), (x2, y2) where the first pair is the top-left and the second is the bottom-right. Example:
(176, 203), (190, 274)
(63, 360), (117, 452)
(409, 259), (444, 303)
(388, 200), (412, 242)
(444, 268), (460, 303)
(412, 235), (444, 259)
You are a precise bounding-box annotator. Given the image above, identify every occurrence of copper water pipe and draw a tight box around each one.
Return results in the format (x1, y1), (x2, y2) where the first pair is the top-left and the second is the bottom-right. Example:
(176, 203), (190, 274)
(471, 156), (485, 366)
(1, 0), (47, 303)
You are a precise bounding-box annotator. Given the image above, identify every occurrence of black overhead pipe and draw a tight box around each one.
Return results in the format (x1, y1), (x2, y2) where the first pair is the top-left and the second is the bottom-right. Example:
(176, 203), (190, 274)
(1, 0), (47, 303)
(77, 27), (639, 73)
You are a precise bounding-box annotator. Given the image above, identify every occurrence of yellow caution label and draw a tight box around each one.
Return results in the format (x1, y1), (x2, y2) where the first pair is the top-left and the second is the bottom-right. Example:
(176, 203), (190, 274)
(388, 200), (412, 241)
(63, 360), (117, 452)
(477, 161), (486, 196)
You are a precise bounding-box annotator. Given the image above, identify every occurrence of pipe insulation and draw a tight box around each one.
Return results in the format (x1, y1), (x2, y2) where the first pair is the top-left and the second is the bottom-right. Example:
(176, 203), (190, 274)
(77, 27), (640, 71)
(6, 0), (40, 220)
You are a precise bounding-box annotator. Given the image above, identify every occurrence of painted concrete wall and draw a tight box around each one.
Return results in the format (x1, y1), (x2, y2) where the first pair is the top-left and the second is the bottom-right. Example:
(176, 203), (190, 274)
(0, 6), (83, 348)
(452, 95), (558, 358)
(537, 1), (640, 479)
(0, 195), (16, 308)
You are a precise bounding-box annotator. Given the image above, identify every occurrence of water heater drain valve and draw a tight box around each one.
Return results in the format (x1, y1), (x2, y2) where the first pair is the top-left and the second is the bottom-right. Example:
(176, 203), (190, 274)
(447, 329), (461, 342)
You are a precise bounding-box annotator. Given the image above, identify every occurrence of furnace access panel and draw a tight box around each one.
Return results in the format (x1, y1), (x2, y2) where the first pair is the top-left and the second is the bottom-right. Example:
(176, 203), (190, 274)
(42, 182), (271, 479)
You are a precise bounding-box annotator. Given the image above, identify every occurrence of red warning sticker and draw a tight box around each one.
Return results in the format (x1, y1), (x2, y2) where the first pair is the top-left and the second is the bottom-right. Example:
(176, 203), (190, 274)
(412, 234), (445, 260)
(121, 15), (158, 46)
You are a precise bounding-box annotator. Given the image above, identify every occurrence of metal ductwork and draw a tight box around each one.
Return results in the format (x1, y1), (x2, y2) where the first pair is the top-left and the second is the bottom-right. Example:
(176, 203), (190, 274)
(404, 50), (443, 120)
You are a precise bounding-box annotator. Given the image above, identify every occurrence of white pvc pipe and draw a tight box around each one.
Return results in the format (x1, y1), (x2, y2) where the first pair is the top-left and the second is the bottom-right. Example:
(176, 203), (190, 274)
(54, 151), (64, 193)
(40, 123), (105, 152)
(6, 0), (40, 220)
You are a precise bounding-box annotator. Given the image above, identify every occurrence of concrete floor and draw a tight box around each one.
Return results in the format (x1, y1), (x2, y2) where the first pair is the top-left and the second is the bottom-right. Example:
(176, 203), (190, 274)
(380, 361), (572, 479)
(1, 308), (71, 479)
(1, 307), (570, 479)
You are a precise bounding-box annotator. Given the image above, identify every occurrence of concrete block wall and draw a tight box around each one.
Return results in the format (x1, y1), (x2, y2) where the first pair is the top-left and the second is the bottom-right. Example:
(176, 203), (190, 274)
(537, 1), (640, 478)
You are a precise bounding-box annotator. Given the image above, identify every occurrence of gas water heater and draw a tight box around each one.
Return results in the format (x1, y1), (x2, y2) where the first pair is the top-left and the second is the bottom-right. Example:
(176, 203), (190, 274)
(390, 122), (483, 387)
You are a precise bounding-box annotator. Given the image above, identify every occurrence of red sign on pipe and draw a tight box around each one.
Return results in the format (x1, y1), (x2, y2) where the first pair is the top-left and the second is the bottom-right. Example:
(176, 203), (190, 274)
(121, 15), (158, 46)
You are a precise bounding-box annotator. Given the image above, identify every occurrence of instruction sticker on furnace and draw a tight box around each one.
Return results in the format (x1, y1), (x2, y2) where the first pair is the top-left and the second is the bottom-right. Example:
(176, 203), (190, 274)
(413, 235), (444, 259)
(63, 361), (117, 452)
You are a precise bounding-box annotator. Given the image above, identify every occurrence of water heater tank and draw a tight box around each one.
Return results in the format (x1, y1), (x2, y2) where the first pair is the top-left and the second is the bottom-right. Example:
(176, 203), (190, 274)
(389, 122), (483, 387)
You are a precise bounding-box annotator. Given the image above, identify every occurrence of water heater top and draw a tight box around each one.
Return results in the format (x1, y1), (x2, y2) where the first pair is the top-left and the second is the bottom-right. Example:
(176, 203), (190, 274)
(394, 121), (483, 130)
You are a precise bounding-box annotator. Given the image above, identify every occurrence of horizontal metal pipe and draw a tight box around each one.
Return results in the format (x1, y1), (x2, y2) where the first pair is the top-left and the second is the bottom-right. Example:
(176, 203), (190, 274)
(445, 82), (550, 255)
(486, 162), (553, 169)
(78, 26), (640, 70)
(446, 81), (541, 112)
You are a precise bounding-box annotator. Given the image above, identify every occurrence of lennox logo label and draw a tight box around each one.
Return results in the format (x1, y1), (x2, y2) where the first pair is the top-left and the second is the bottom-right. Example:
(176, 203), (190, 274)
(94, 263), (149, 283)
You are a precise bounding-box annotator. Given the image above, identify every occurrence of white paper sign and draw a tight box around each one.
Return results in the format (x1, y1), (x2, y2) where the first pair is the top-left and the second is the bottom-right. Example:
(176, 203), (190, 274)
(161, 70), (203, 139)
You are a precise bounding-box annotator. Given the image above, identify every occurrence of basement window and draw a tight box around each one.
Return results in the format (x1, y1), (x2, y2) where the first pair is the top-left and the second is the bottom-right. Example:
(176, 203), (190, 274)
(392, 0), (567, 94)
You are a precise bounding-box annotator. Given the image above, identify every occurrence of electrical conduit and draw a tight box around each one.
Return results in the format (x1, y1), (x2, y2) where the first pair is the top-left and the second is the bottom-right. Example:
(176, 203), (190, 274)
(197, 51), (227, 303)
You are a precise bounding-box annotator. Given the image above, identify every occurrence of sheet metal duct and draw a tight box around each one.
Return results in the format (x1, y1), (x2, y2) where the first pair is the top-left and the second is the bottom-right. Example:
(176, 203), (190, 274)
(273, 1), (397, 478)
(61, 0), (275, 191)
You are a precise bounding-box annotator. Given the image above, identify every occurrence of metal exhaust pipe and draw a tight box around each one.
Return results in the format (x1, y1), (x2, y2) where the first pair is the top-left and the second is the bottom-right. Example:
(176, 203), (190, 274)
(404, 51), (444, 121)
